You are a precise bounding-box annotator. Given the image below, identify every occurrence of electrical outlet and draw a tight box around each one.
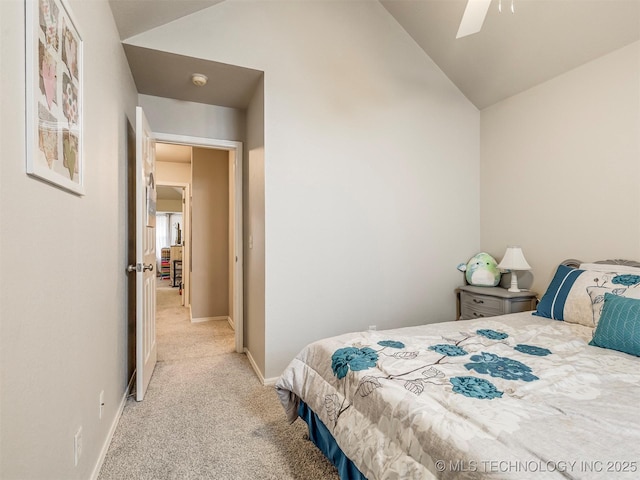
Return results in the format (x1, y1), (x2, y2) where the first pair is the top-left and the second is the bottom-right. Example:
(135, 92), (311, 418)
(74, 427), (83, 466)
(99, 390), (105, 419)
(368, 325), (377, 331)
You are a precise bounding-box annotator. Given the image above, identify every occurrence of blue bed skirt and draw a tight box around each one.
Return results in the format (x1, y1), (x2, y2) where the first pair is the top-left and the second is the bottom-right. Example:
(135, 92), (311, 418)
(297, 401), (367, 480)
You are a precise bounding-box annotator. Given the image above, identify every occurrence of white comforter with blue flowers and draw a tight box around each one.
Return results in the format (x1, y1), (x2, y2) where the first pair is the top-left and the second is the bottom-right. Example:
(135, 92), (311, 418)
(275, 313), (640, 480)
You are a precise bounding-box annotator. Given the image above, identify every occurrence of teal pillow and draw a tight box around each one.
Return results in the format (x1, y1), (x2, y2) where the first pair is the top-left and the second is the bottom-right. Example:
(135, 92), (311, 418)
(533, 264), (584, 320)
(589, 293), (640, 357)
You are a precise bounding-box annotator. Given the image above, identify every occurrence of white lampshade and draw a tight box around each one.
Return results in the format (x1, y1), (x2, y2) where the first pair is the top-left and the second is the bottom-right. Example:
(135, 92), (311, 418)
(498, 246), (531, 271)
(498, 246), (531, 293)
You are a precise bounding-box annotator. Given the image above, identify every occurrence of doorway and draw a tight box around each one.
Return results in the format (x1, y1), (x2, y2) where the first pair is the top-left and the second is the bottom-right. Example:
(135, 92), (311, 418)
(155, 134), (244, 354)
(156, 184), (189, 306)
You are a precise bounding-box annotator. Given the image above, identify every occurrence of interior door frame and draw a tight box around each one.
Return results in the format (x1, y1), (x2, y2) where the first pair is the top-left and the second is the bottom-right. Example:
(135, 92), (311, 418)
(155, 132), (244, 354)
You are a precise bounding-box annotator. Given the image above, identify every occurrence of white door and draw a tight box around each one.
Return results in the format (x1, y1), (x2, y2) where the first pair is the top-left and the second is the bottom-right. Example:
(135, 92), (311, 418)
(135, 106), (157, 401)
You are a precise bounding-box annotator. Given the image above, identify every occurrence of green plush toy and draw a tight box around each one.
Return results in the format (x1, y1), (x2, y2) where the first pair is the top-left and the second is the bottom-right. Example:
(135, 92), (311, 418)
(457, 252), (501, 287)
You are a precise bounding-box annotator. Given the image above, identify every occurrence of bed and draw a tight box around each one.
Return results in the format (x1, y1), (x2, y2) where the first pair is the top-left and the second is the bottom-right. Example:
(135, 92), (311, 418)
(275, 260), (640, 479)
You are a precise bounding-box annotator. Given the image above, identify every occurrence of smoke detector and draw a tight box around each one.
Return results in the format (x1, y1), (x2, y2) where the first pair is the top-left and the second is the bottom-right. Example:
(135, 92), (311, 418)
(191, 73), (208, 87)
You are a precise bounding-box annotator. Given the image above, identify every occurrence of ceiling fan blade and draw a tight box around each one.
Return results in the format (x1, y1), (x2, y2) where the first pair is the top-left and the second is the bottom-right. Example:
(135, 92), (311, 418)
(456, 0), (492, 38)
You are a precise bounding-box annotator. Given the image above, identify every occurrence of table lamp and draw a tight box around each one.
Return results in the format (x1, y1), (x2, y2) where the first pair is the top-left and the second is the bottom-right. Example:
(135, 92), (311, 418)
(497, 246), (531, 293)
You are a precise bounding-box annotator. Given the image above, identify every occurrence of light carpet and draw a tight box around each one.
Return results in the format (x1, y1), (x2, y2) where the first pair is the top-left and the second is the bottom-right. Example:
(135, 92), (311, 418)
(98, 281), (339, 479)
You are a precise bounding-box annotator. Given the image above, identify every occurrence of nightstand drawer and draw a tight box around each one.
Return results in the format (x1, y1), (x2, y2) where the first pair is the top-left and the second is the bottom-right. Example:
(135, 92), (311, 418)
(460, 291), (503, 319)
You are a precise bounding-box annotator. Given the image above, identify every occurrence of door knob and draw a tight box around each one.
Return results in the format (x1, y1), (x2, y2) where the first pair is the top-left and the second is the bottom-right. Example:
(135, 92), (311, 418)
(126, 263), (154, 273)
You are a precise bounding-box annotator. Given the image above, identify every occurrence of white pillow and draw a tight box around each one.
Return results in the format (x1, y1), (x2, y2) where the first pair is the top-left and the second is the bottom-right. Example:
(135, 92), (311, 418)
(579, 263), (640, 274)
(535, 264), (640, 328)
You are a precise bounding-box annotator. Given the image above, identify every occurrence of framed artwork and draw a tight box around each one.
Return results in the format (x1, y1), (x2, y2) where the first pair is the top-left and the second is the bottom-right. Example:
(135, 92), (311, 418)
(25, 0), (84, 195)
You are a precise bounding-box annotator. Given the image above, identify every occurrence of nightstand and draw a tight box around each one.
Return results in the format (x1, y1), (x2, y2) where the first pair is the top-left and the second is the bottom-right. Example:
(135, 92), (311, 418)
(455, 285), (538, 320)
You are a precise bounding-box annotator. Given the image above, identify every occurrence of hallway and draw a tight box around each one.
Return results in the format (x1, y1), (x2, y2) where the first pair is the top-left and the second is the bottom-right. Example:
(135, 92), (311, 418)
(97, 280), (338, 479)
(155, 279), (235, 362)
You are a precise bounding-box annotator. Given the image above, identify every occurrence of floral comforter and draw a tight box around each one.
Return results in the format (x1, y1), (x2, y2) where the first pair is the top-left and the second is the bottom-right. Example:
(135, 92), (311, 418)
(275, 313), (640, 479)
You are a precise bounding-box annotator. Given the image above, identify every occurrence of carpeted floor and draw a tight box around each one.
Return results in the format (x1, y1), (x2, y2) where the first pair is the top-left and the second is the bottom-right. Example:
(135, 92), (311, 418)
(98, 280), (339, 479)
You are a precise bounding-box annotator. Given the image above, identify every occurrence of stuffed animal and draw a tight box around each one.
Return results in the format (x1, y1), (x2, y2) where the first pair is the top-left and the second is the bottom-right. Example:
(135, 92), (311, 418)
(457, 252), (501, 287)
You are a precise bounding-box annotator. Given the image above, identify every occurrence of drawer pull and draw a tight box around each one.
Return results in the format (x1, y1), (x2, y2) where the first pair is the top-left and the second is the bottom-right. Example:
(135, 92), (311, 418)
(473, 299), (484, 304)
(473, 312), (485, 318)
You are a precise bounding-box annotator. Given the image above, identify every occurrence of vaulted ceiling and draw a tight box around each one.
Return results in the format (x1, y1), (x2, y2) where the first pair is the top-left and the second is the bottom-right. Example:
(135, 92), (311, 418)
(109, 0), (640, 110)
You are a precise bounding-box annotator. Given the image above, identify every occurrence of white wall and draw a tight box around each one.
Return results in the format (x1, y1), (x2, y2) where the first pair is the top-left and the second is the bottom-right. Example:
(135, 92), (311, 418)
(481, 41), (640, 295)
(127, 0), (480, 379)
(0, 1), (138, 478)
(139, 94), (245, 142)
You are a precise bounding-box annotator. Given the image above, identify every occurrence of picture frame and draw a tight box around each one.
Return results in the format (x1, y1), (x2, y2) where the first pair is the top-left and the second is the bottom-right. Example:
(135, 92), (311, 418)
(25, 0), (84, 195)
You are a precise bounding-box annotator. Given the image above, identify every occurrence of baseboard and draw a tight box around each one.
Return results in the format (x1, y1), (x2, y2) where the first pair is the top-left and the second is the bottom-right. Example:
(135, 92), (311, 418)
(228, 315), (235, 330)
(243, 348), (279, 386)
(89, 376), (133, 480)
(244, 348), (265, 384)
(191, 315), (229, 324)
(263, 376), (279, 387)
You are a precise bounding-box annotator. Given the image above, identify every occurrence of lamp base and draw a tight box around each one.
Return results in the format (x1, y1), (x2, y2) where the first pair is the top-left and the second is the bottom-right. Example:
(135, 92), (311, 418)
(507, 271), (521, 293)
